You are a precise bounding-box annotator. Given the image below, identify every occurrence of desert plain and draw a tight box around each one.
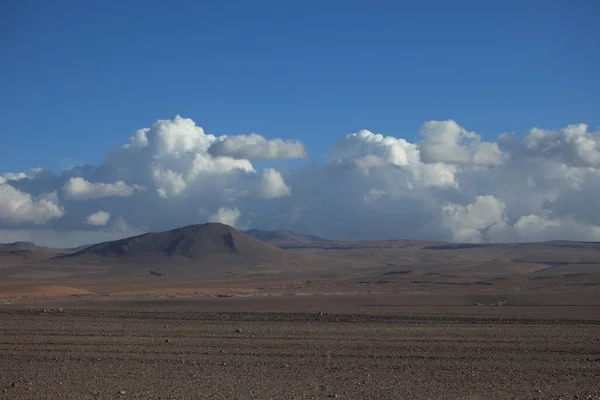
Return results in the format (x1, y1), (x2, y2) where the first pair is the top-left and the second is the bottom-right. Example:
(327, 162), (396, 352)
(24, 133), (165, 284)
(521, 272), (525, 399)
(0, 223), (599, 399)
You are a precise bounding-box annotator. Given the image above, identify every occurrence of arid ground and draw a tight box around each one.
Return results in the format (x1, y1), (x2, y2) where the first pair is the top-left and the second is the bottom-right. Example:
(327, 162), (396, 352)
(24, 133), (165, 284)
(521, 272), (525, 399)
(1, 225), (599, 399)
(1, 299), (600, 400)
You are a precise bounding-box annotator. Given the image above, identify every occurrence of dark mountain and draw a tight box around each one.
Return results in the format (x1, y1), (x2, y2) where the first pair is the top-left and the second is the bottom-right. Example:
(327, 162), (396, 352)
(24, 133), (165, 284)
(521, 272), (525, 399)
(43, 223), (338, 276)
(244, 229), (326, 247)
(67, 244), (94, 253)
(64, 223), (283, 259)
(0, 241), (41, 249)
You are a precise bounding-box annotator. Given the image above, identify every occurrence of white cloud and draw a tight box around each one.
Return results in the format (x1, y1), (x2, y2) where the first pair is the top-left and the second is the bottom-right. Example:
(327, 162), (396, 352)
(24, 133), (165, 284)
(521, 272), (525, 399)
(210, 207), (241, 227)
(107, 116), (258, 199)
(133, 115), (216, 157)
(502, 123), (600, 168)
(2, 116), (600, 245)
(328, 129), (416, 167)
(0, 168), (44, 184)
(0, 184), (64, 224)
(489, 214), (600, 243)
(443, 195), (507, 243)
(327, 129), (458, 189)
(151, 167), (187, 198)
(187, 153), (254, 178)
(84, 211), (111, 226)
(63, 177), (141, 200)
(258, 169), (291, 199)
(209, 133), (307, 160)
(419, 120), (504, 166)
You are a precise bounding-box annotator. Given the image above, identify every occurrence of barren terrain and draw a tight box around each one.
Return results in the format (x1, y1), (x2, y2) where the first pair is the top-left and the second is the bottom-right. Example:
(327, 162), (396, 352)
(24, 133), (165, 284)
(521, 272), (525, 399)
(1, 302), (599, 400)
(1, 225), (599, 399)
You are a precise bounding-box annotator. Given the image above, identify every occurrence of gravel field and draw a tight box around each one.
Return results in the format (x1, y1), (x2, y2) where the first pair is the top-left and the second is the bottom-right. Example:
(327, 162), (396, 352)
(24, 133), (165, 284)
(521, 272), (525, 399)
(1, 306), (599, 400)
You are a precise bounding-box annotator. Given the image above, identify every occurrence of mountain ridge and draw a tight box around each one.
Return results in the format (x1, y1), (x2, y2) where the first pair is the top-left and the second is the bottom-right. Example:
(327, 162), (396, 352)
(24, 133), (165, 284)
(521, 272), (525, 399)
(0, 241), (46, 250)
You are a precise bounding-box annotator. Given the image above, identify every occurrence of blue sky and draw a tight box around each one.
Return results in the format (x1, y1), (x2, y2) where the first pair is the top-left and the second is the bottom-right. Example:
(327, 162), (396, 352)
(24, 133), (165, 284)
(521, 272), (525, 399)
(1, 0), (600, 245)
(1, 0), (599, 173)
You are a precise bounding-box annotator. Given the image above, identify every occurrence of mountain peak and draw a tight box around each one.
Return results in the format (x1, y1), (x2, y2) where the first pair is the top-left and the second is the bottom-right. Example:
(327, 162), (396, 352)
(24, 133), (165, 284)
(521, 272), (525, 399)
(64, 222), (281, 260)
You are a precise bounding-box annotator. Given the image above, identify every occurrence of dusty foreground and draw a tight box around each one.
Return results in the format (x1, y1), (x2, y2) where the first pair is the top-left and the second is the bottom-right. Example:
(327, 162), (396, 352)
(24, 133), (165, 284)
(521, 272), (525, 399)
(1, 300), (599, 400)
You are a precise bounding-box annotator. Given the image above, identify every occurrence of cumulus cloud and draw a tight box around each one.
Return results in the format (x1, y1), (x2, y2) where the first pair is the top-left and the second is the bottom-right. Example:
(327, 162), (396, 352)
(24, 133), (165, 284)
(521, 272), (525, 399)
(327, 129), (458, 188)
(152, 168), (186, 199)
(258, 169), (292, 199)
(63, 178), (142, 200)
(209, 134), (307, 160)
(501, 123), (600, 168)
(130, 115), (215, 157)
(2, 116), (600, 246)
(328, 129), (416, 167)
(443, 195), (507, 243)
(186, 153), (254, 179)
(107, 116), (256, 199)
(488, 214), (600, 243)
(419, 120), (505, 166)
(210, 207), (241, 227)
(84, 211), (111, 226)
(0, 184), (64, 224)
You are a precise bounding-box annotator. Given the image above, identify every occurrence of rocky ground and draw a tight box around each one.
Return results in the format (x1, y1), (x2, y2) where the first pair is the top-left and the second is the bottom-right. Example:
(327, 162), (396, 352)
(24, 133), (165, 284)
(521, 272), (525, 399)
(1, 305), (599, 400)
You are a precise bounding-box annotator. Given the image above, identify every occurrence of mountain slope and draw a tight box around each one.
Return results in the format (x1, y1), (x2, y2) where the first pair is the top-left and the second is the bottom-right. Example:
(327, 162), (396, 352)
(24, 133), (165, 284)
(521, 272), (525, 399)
(66, 223), (282, 259)
(17, 223), (340, 277)
(244, 229), (326, 247)
(0, 249), (65, 268)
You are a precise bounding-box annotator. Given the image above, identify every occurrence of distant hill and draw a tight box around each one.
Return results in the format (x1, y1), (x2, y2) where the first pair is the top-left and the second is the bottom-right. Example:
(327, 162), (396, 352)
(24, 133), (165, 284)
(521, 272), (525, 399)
(0, 241), (42, 250)
(2, 225), (600, 297)
(66, 223), (282, 259)
(40, 223), (336, 276)
(0, 242), (64, 268)
(244, 229), (326, 247)
(0, 248), (65, 268)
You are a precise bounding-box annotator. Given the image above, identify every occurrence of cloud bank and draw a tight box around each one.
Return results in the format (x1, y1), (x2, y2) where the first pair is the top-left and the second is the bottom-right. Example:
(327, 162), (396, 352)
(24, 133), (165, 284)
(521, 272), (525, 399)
(1, 116), (599, 247)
